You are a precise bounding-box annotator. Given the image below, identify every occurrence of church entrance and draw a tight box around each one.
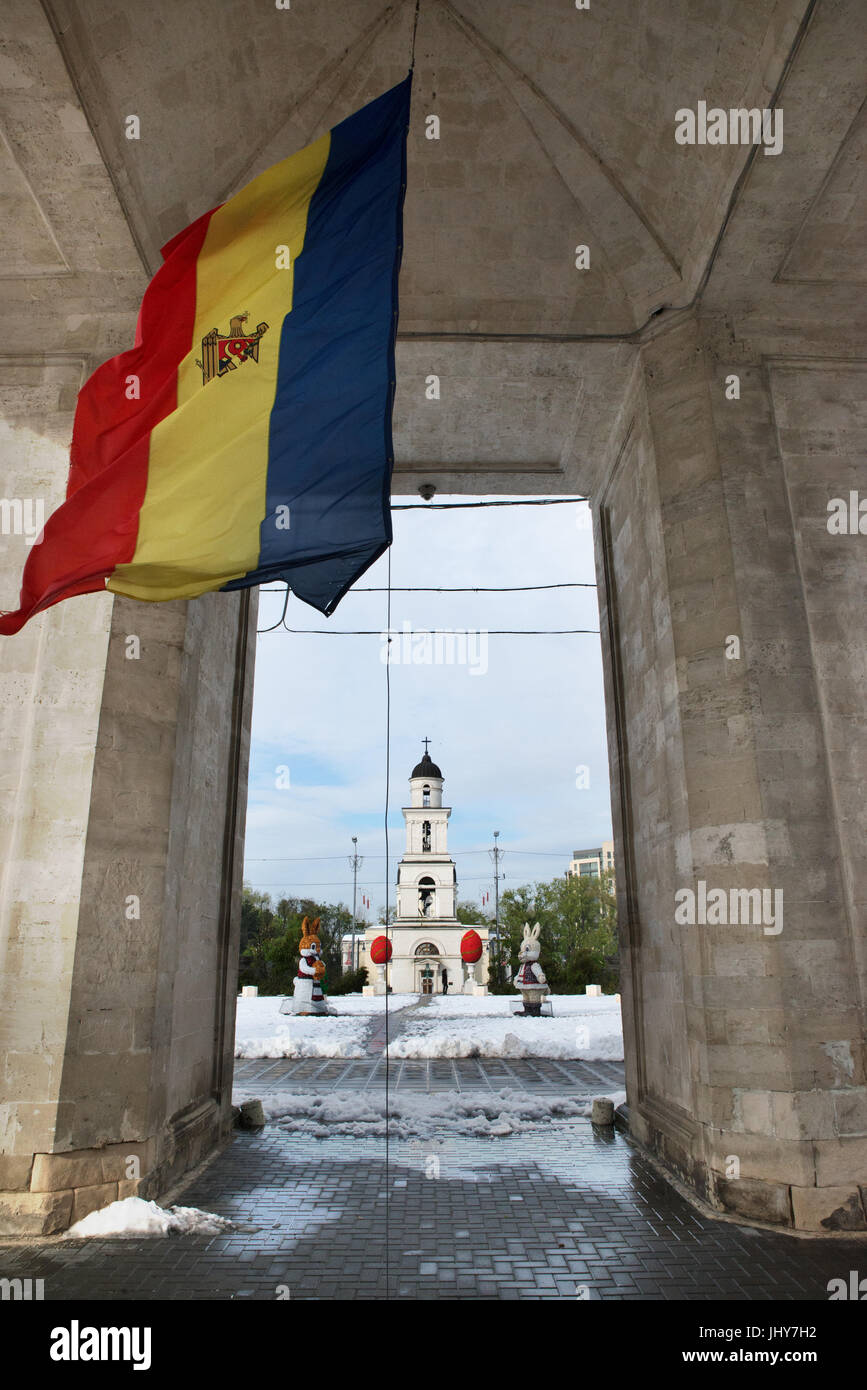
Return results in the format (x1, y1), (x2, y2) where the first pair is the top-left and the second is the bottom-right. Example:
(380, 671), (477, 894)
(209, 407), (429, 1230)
(415, 943), (440, 996)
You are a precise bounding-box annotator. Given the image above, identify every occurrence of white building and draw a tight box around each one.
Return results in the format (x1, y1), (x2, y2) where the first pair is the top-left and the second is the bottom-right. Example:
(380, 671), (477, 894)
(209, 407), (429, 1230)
(360, 745), (488, 994)
(567, 840), (615, 880)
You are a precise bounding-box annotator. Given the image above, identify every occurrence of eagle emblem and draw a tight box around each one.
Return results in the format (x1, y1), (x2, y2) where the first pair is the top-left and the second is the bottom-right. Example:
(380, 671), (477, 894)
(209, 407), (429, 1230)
(196, 312), (269, 386)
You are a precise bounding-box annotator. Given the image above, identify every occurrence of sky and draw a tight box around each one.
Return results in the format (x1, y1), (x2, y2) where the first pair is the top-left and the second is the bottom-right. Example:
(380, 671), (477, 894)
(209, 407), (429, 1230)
(243, 494), (613, 923)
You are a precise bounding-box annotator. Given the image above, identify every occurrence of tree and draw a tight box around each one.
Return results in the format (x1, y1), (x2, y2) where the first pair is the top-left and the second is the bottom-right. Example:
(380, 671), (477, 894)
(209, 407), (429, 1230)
(238, 887), (352, 995)
(456, 900), (492, 926)
(496, 872), (618, 995)
(239, 885), (279, 989)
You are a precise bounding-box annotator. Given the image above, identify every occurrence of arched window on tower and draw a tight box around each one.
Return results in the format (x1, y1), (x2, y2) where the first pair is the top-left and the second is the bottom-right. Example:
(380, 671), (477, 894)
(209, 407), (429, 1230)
(418, 876), (436, 918)
(422, 820), (431, 852)
(422, 784), (431, 807)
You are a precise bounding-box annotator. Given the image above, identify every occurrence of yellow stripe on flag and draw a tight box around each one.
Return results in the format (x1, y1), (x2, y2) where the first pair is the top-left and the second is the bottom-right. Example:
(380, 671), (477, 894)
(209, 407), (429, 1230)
(109, 132), (331, 602)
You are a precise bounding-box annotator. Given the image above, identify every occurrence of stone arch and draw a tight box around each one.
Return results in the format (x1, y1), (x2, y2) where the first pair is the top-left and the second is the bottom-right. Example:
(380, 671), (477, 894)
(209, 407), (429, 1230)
(0, 0), (864, 1238)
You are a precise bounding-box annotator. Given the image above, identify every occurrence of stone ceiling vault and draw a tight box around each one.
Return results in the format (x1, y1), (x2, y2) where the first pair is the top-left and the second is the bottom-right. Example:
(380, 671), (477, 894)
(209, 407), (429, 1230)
(1, 0), (864, 496)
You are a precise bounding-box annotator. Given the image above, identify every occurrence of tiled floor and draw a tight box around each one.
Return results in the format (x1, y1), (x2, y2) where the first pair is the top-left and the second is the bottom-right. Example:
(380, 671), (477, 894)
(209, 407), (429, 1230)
(1, 1122), (863, 1301)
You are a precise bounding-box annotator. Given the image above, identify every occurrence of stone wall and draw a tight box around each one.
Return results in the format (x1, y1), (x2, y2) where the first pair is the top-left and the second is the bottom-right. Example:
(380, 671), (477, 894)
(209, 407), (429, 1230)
(596, 314), (867, 1231)
(0, 362), (113, 1226)
(0, 585), (254, 1234)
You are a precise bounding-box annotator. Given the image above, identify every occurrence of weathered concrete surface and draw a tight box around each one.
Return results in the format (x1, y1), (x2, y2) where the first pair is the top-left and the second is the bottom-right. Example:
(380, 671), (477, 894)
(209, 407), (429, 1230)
(598, 313), (867, 1231)
(1, 0), (866, 1231)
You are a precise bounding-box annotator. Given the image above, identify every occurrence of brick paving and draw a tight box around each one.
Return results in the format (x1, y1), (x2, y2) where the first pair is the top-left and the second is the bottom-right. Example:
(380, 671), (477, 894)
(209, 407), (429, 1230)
(232, 1055), (627, 1095)
(1, 1121), (863, 1301)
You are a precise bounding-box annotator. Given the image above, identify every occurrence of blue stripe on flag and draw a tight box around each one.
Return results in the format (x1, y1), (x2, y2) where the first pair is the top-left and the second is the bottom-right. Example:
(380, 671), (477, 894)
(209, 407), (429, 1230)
(223, 75), (411, 613)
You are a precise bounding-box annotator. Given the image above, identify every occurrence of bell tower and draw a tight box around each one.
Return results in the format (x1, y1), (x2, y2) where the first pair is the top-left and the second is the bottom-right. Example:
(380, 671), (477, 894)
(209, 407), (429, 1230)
(395, 742), (458, 924)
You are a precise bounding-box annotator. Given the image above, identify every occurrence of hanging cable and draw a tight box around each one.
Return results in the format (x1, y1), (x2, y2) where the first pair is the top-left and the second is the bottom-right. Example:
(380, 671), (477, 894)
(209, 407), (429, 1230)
(383, 543), (393, 1302)
(347, 582), (596, 593)
(246, 847), (582, 862)
(263, 626), (600, 635)
(256, 583), (290, 634)
(259, 581), (596, 595)
(391, 497), (587, 510)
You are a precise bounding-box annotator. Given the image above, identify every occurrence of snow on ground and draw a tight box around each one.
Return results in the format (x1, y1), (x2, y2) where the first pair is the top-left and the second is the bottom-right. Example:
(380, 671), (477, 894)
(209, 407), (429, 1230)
(421, 994), (616, 1017)
(65, 1197), (232, 1239)
(387, 995), (623, 1061)
(234, 993), (416, 1059)
(242, 1088), (628, 1140)
(234, 992), (623, 1060)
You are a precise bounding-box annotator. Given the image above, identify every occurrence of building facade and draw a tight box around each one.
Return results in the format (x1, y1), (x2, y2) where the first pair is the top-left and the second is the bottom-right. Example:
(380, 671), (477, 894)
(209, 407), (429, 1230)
(568, 840), (615, 880)
(360, 747), (488, 994)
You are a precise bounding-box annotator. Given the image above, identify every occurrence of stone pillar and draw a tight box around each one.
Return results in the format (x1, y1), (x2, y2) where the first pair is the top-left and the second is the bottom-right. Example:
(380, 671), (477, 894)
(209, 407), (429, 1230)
(0, 375), (255, 1231)
(597, 312), (867, 1231)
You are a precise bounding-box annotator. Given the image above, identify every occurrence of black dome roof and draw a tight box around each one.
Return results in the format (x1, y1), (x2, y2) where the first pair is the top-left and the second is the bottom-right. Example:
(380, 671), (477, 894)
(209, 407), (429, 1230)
(411, 751), (442, 779)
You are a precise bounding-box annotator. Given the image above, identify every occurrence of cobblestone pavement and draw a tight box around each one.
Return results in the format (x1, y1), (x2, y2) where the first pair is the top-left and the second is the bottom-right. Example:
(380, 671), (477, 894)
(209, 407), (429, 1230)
(1, 1122), (863, 1301)
(232, 1055), (627, 1095)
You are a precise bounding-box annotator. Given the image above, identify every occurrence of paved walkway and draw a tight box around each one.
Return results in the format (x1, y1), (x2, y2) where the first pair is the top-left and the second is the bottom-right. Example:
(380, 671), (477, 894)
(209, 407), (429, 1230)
(2, 1123), (863, 1300)
(232, 1055), (626, 1095)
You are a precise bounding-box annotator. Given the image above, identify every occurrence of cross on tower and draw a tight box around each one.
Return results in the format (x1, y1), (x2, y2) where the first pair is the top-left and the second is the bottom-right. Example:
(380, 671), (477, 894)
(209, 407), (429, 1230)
(422, 737), (431, 754)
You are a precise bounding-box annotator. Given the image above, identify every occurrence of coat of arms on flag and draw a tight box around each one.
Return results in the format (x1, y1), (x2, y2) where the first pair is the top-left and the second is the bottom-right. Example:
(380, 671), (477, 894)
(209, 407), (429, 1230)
(195, 313), (269, 386)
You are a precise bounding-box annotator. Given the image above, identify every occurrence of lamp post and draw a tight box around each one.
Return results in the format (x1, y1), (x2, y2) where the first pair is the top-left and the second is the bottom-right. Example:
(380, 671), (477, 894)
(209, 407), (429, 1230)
(349, 836), (363, 971)
(489, 830), (502, 987)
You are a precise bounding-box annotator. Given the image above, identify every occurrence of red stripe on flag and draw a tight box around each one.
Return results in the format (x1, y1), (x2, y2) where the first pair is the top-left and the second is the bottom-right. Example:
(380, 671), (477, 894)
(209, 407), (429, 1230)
(0, 209), (216, 636)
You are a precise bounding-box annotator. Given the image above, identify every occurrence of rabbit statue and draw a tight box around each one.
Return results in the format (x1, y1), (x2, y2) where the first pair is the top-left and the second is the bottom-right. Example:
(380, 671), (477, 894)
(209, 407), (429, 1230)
(292, 916), (329, 1015)
(513, 922), (549, 1015)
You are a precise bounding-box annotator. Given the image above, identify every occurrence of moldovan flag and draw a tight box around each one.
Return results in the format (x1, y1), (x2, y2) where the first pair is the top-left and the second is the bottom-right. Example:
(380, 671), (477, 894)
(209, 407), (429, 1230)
(0, 77), (411, 636)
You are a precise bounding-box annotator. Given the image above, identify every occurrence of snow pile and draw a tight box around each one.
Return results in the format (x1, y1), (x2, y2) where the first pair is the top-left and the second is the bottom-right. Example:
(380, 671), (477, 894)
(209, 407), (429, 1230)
(65, 1197), (232, 1239)
(234, 994), (416, 1059)
(254, 1088), (626, 1139)
(387, 1001), (623, 1061)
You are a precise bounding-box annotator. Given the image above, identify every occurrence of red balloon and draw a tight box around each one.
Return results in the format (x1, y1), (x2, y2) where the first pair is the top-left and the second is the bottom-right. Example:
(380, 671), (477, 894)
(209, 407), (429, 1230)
(460, 929), (483, 964)
(370, 935), (393, 964)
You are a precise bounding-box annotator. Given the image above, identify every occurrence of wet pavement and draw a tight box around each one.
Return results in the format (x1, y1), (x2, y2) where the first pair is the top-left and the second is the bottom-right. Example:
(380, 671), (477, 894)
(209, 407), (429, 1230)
(1, 1120), (863, 1301)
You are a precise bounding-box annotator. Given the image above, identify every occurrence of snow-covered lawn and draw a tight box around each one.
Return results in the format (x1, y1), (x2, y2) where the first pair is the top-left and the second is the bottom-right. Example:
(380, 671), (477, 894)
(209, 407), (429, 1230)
(419, 994), (613, 1017)
(234, 992), (417, 1059)
(243, 1088), (627, 1139)
(387, 994), (623, 1061)
(234, 992), (623, 1060)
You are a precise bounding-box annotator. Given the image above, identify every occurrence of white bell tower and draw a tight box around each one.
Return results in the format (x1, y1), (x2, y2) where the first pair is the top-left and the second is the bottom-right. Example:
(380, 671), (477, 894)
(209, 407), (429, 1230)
(395, 742), (458, 924)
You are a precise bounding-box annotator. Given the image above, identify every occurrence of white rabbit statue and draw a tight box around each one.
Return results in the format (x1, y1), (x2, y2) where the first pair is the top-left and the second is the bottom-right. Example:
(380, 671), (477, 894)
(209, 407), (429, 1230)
(513, 922), (549, 1015)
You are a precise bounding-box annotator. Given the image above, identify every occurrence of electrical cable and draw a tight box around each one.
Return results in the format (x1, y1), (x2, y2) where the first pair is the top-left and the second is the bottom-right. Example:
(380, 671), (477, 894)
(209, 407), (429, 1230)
(391, 497), (587, 509)
(342, 583), (596, 593)
(383, 543), (393, 1301)
(264, 627), (600, 635)
(256, 584), (290, 633)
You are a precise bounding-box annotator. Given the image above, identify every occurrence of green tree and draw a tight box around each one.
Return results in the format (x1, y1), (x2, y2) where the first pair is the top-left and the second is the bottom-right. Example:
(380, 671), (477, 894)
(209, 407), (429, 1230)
(497, 872), (618, 995)
(456, 900), (492, 926)
(238, 887), (353, 996)
(238, 885), (278, 989)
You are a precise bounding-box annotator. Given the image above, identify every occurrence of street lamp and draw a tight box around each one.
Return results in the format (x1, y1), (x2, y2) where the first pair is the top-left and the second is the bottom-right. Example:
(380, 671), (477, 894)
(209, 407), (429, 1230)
(349, 836), (363, 971)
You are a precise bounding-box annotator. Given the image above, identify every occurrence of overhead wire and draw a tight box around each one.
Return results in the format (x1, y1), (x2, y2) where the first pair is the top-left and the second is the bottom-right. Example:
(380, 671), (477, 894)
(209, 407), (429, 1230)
(265, 626), (600, 635)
